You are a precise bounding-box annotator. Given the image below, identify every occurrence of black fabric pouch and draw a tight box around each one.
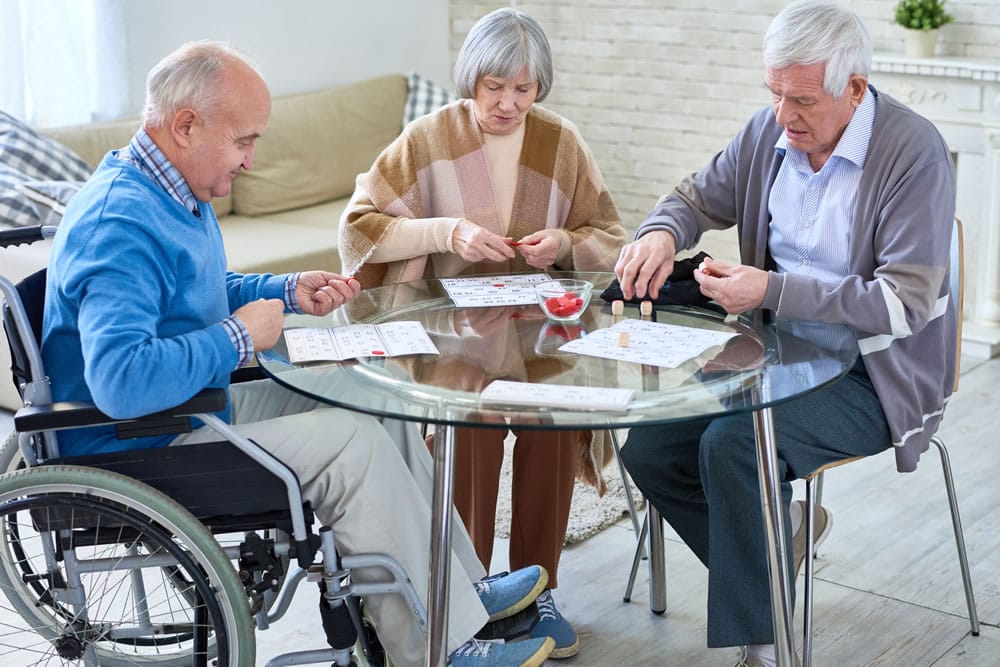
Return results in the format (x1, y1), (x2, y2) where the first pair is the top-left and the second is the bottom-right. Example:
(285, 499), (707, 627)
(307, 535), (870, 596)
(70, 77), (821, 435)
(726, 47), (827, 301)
(600, 251), (713, 306)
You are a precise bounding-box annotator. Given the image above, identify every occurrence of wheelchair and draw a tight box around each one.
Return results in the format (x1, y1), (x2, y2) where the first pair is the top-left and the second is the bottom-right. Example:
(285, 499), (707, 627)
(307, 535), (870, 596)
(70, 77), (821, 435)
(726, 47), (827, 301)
(0, 225), (426, 665)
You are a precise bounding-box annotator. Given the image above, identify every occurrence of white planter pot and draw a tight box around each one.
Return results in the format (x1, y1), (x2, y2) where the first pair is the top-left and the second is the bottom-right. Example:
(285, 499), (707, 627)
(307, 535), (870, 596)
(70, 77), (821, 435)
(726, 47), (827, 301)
(904, 29), (939, 58)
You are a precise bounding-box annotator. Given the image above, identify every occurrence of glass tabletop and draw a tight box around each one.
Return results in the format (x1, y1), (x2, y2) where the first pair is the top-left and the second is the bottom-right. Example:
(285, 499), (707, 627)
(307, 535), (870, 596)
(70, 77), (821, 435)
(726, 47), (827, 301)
(257, 271), (859, 430)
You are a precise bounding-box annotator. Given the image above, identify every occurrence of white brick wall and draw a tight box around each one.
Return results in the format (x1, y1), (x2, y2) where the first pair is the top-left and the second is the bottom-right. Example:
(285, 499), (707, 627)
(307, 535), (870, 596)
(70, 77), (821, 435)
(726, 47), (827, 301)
(450, 1), (1000, 260)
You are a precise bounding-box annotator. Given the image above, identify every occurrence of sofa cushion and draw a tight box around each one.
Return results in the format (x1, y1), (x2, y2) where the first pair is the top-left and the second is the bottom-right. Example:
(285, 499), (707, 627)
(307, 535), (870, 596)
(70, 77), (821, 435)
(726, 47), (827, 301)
(0, 166), (40, 227)
(15, 179), (84, 225)
(221, 199), (348, 276)
(41, 117), (140, 170)
(231, 74), (407, 216)
(41, 117), (234, 218)
(404, 72), (456, 125)
(1, 111), (91, 181)
(1, 111), (92, 228)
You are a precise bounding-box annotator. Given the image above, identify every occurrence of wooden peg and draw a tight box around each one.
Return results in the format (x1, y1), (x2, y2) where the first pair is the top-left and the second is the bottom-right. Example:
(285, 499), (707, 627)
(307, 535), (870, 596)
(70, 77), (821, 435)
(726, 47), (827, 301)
(611, 300), (624, 315)
(617, 331), (630, 347)
(640, 300), (652, 317)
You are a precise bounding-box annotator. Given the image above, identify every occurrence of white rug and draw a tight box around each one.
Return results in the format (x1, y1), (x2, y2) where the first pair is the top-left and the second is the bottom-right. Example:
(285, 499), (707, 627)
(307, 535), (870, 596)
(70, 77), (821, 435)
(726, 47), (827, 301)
(494, 437), (645, 545)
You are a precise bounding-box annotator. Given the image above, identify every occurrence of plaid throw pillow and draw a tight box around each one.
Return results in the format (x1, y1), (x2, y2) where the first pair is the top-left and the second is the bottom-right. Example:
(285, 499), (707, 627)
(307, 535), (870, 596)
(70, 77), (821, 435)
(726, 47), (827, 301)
(1, 110), (92, 227)
(16, 179), (84, 225)
(403, 72), (456, 126)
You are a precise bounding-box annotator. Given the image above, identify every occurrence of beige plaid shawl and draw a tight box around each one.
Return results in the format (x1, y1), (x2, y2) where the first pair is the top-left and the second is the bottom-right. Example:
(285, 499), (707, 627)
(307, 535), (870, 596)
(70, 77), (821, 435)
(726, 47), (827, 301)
(339, 101), (624, 490)
(339, 99), (623, 288)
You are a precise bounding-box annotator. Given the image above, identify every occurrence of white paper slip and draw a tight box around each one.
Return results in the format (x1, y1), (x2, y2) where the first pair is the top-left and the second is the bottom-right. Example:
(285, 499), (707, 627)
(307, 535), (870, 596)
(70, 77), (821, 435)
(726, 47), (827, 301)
(559, 318), (738, 368)
(284, 321), (439, 363)
(440, 273), (550, 308)
(480, 380), (634, 412)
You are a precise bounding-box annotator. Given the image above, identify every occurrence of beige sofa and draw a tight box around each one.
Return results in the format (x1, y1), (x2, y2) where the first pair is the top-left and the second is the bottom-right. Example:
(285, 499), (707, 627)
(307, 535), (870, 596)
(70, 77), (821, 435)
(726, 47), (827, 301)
(1, 74), (408, 411)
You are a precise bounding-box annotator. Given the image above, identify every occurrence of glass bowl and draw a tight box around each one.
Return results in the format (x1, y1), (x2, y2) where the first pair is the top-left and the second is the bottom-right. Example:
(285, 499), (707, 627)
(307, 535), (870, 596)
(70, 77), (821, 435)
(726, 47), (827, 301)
(534, 279), (593, 322)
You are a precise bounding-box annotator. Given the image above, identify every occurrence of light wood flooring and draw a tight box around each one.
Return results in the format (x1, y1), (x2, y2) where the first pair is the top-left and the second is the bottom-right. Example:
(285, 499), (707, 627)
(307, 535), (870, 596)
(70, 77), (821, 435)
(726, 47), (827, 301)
(1, 354), (997, 666)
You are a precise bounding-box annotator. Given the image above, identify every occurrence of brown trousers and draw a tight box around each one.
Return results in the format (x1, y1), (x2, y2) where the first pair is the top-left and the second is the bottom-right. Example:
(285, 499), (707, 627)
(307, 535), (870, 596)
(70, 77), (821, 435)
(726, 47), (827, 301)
(426, 427), (580, 588)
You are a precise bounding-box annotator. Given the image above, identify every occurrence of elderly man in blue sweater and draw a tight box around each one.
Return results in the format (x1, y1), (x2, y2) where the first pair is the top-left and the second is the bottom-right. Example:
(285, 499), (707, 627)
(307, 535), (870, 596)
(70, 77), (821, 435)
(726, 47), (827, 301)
(41, 40), (553, 667)
(614, 2), (956, 666)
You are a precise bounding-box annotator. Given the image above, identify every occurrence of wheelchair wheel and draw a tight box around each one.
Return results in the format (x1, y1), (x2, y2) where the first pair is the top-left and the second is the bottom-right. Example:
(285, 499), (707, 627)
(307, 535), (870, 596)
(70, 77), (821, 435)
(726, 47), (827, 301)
(0, 431), (24, 473)
(0, 464), (255, 665)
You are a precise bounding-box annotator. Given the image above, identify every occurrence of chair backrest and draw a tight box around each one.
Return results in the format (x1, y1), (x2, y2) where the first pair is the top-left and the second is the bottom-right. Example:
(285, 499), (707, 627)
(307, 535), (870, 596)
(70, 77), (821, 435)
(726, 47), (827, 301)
(951, 218), (964, 392)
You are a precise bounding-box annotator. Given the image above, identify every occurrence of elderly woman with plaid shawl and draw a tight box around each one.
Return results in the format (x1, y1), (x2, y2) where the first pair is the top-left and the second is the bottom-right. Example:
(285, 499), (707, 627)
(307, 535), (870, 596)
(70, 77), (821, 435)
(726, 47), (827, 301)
(339, 7), (623, 659)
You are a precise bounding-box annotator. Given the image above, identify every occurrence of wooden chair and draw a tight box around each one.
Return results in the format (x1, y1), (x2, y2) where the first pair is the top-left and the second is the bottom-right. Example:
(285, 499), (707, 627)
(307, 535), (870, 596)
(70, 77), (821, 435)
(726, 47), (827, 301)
(801, 218), (979, 666)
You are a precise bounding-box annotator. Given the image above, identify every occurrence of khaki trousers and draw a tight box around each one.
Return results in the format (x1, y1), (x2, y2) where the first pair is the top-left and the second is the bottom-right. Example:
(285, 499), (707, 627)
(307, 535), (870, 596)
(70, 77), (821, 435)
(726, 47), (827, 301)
(175, 379), (487, 667)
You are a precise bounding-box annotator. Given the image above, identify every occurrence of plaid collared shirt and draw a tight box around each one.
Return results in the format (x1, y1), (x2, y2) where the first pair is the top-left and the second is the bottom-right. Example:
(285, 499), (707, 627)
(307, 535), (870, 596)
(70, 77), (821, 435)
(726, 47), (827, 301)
(119, 129), (300, 367)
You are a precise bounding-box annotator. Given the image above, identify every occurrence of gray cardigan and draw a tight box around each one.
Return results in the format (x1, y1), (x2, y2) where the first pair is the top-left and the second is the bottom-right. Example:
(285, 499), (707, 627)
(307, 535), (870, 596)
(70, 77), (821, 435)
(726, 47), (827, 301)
(637, 87), (956, 472)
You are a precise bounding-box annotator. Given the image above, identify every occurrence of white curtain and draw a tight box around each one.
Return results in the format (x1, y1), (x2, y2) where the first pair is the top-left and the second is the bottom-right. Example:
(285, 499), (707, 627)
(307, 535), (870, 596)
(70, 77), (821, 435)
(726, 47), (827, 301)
(0, 0), (128, 127)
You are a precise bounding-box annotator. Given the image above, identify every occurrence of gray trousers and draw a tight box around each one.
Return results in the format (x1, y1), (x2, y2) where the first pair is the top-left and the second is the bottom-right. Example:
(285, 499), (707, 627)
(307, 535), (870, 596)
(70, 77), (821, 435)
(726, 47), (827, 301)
(174, 379), (487, 667)
(620, 363), (891, 647)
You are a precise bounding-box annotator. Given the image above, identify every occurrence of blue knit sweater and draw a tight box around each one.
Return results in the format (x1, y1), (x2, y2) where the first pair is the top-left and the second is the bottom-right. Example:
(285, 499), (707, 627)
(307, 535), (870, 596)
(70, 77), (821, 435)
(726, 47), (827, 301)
(42, 152), (287, 456)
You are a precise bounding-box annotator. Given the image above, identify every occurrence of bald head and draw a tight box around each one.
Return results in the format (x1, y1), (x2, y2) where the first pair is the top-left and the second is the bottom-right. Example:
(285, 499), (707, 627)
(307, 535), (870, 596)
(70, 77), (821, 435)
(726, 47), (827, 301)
(143, 41), (271, 202)
(142, 41), (266, 128)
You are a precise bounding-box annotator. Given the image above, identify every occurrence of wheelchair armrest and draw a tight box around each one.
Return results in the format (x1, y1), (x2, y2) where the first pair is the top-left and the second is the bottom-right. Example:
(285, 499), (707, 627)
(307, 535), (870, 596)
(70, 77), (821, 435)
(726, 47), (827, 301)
(14, 388), (228, 433)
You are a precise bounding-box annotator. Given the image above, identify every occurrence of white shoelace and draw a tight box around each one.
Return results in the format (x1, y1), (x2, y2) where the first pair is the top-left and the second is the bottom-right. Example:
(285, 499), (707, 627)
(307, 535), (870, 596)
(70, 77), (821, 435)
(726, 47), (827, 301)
(536, 590), (557, 621)
(452, 638), (493, 658)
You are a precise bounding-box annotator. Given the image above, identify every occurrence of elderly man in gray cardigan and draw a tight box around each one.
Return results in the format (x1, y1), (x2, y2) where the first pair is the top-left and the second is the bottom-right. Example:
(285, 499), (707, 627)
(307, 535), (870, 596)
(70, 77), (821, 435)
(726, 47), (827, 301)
(614, 2), (956, 666)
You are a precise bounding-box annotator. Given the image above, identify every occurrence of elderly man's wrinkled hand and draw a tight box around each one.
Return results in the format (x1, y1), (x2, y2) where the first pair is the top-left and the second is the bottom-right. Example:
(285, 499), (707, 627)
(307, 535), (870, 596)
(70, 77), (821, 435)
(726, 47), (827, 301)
(614, 230), (677, 300)
(233, 298), (285, 351)
(693, 258), (768, 314)
(296, 271), (362, 316)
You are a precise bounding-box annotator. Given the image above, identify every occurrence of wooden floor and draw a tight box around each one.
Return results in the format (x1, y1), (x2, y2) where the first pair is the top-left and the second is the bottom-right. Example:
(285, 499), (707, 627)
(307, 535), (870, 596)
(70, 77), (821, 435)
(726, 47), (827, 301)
(1, 354), (997, 666)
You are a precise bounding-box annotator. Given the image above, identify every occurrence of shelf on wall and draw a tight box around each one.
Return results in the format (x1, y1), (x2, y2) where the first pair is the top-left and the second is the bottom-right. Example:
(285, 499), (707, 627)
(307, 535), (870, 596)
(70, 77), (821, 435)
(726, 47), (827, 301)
(873, 52), (1000, 82)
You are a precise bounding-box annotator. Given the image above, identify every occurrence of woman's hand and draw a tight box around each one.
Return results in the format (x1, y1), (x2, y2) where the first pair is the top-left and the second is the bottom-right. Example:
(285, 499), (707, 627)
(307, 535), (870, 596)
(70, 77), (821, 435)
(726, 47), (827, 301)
(514, 229), (563, 268)
(451, 220), (516, 262)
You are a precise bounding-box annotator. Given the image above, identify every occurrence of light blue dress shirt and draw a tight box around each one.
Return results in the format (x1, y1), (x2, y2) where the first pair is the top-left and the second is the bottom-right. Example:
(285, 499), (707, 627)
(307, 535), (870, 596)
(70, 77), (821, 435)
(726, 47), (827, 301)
(768, 90), (875, 283)
(766, 89), (875, 378)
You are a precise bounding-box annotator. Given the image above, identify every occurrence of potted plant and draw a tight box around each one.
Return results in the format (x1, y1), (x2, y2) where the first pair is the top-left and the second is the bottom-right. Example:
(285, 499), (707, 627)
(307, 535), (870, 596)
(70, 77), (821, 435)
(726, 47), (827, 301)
(893, 0), (954, 58)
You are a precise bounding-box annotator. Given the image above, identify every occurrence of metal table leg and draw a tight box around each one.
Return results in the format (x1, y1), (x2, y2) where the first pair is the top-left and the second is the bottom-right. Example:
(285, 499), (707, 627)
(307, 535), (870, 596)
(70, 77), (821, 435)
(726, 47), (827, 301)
(427, 422), (457, 667)
(752, 406), (795, 667)
(647, 504), (667, 615)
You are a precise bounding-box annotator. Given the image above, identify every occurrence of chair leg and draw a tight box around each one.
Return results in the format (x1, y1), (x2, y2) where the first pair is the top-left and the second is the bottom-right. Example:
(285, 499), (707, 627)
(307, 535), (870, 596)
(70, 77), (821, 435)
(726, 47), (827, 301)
(931, 436), (980, 635)
(623, 510), (648, 602)
(803, 476), (817, 667)
(813, 470), (825, 514)
(609, 429), (644, 544)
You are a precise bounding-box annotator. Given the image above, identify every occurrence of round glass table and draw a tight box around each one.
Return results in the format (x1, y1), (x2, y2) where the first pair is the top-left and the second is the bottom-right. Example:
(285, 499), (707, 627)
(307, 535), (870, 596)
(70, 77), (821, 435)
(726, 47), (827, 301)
(257, 271), (858, 667)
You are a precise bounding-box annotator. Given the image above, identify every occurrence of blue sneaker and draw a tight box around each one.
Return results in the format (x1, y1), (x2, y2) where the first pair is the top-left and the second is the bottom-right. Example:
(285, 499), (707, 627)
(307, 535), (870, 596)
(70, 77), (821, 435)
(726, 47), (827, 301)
(449, 637), (554, 667)
(530, 589), (579, 659)
(473, 565), (548, 622)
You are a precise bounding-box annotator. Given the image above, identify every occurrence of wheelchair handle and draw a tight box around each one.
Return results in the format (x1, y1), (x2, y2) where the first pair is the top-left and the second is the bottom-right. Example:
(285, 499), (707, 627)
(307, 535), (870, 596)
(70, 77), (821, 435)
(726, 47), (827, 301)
(0, 225), (57, 248)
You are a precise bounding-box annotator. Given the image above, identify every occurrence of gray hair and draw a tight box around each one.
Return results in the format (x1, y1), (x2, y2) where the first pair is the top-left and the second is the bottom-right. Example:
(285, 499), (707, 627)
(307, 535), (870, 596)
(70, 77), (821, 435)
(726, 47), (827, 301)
(453, 8), (553, 102)
(763, 0), (872, 97)
(143, 41), (260, 127)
